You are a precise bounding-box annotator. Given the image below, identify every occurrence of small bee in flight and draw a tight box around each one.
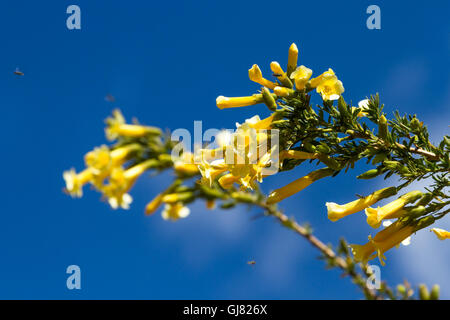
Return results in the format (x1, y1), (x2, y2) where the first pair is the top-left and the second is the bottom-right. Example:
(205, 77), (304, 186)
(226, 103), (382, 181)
(247, 260), (256, 266)
(13, 68), (24, 76)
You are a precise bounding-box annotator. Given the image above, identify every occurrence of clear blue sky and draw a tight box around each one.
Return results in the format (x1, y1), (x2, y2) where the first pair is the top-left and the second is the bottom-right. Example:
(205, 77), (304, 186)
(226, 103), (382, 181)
(0, 1), (449, 299)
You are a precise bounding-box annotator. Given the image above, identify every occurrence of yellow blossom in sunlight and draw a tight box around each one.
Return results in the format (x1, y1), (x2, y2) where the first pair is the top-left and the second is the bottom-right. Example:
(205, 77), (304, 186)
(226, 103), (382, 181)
(290, 65), (313, 90)
(63, 167), (94, 198)
(309, 68), (334, 88)
(350, 221), (416, 266)
(316, 76), (344, 101)
(287, 43), (299, 76)
(248, 64), (277, 89)
(198, 159), (228, 186)
(161, 203), (190, 221)
(365, 190), (422, 228)
(431, 228), (450, 240)
(216, 95), (264, 109)
(326, 187), (397, 222)
(105, 109), (161, 141)
(266, 168), (334, 205)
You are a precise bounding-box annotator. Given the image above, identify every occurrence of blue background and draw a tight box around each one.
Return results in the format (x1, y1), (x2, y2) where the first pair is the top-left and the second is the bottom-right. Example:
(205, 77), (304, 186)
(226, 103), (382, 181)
(0, 0), (449, 299)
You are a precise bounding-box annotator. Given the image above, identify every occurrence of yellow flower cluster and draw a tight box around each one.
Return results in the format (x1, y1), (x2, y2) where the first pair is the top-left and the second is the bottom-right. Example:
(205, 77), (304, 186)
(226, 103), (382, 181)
(216, 43), (345, 111)
(206, 43), (345, 197)
(63, 110), (160, 210)
(198, 114), (277, 191)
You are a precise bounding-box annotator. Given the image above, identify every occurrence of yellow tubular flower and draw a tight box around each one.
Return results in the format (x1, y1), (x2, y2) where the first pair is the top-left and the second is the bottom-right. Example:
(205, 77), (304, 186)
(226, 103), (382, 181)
(279, 150), (319, 161)
(365, 190), (422, 228)
(198, 159), (228, 186)
(218, 173), (241, 189)
(106, 124), (161, 141)
(270, 61), (293, 88)
(290, 65), (313, 91)
(105, 110), (161, 141)
(103, 159), (157, 209)
(63, 167), (94, 198)
(247, 113), (275, 130)
(287, 43), (299, 77)
(173, 152), (199, 175)
(161, 203), (190, 221)
(216, 94), (264, 109)
(85, 144), (141, 174)
(326, 186), (397, 222)
(145, 193), (164, 215)
(248, 64), (277, 89)
(274, 86), (295, 97)
(266, 168), (334, 204)
(351, 221), (415, 265)
(431, 228), (450, 240)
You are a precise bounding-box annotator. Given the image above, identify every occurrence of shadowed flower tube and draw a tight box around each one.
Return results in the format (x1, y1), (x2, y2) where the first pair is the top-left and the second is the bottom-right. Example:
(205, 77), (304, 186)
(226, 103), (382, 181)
(326, 186), (397, 222)
(350, 220), (416, 266)
(365, 190), (422, 228)
(216, 94), (264, 109)
(248, 64), (277, 89)
(145, 193), (164, 215)
(266, 168), (334, 204)
(431, 228), (450, 240)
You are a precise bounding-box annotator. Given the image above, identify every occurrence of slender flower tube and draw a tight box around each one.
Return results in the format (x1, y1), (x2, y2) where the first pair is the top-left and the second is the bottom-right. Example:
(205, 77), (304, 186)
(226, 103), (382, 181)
(63, 167), (94, 198)
(145, 193), (164, 215)
(274, 86), (295, 97)
(218, 173), (241, 189)
(248, 64), (277, 89)
(365, 190), (422, 228)
(326, 187), (397, 222)
(161, 192), (194, 204)
(105, 109), (161, 141)
(216, 94), (264, 109)
(287, 43), (299, 77)
(350, 220), (416, 265)
(266, 168), (334, 204)
(431, 228), (450, 240)
(270, 61), (293, 88)
(173, 152), (199, 175)
(279, 150), (319, 161)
